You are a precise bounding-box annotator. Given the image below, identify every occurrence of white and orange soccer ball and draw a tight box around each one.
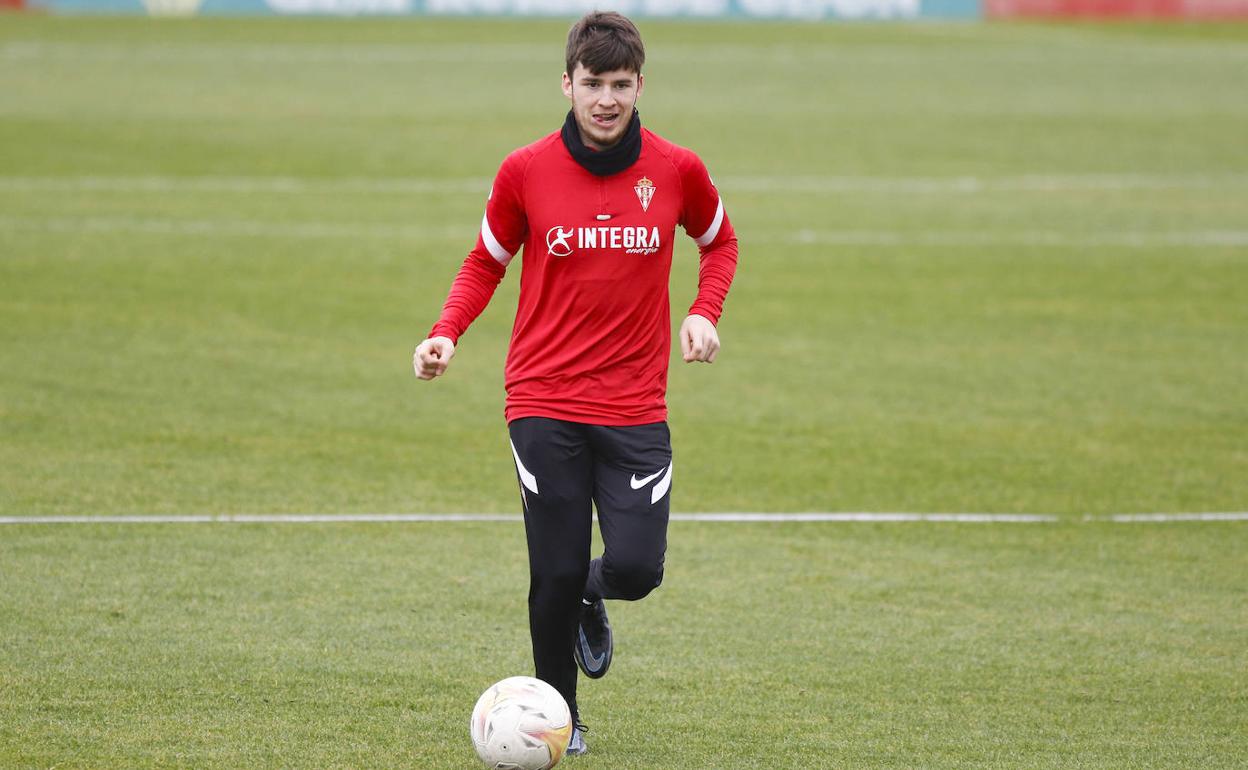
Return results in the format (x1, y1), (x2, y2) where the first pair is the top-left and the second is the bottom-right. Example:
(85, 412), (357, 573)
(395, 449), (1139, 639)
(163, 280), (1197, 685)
(469, 676), (573, 770)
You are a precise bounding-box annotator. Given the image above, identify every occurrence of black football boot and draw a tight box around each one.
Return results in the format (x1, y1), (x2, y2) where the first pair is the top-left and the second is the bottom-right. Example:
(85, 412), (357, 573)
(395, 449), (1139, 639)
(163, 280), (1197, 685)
(572, 598), (613, 679)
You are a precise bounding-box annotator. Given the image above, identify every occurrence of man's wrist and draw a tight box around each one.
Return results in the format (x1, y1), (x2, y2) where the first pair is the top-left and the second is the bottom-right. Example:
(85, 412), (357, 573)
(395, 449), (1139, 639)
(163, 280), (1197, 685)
(427, 329), (458, 345)
(685, 310), (718, 327)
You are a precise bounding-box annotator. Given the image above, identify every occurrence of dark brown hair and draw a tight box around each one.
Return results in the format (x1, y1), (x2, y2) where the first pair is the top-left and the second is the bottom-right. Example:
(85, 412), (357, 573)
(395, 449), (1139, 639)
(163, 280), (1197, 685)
(565, 11), (645, 77)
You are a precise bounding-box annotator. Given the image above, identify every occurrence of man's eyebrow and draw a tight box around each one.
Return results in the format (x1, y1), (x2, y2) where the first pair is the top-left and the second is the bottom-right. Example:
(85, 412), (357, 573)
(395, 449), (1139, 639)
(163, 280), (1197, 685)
(579, 75), (634, 83)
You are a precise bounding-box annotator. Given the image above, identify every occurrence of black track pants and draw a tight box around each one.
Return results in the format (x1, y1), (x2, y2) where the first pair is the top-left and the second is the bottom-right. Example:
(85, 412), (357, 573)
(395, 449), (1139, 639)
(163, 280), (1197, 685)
(507, 417), (672, 720)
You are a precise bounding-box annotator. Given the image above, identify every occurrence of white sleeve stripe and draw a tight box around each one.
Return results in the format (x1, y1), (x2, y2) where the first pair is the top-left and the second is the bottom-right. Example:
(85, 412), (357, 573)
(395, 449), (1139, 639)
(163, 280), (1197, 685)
(480, 213), (514, 265)
(693, 197), (725, 247)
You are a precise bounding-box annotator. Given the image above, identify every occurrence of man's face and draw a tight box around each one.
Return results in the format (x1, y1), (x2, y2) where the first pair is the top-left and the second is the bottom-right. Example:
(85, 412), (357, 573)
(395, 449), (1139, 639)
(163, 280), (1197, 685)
(562, 64), (644, 151)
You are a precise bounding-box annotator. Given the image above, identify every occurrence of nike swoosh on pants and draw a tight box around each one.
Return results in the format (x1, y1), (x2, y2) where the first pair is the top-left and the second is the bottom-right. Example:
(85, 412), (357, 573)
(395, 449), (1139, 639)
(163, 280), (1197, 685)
(630, 466), (667, 490)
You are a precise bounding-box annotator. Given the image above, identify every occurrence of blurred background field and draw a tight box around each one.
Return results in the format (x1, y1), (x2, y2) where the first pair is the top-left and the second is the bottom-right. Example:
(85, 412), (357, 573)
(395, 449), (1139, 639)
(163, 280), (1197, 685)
(1, 16), (1246, 769)
(1, 18), (1245, 515)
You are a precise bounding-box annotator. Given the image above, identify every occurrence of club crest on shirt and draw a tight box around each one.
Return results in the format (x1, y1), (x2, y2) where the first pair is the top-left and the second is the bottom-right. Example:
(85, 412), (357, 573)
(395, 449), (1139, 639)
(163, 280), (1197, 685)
(634, 176), (655, 212)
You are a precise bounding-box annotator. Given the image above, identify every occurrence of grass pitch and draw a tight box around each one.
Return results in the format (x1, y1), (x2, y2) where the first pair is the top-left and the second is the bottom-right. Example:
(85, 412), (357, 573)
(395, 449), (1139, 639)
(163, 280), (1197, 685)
(0, 16), (1246, 769)
(3, 521), (1246, 768)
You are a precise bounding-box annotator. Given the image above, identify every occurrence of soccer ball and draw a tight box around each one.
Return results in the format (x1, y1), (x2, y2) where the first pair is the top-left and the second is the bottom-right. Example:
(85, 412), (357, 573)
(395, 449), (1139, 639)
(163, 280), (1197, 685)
(469, 676), (573, 770)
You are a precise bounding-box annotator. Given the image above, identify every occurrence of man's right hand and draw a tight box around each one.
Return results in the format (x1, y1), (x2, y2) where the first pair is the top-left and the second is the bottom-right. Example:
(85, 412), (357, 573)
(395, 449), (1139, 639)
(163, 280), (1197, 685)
(413, 336), (456, 380)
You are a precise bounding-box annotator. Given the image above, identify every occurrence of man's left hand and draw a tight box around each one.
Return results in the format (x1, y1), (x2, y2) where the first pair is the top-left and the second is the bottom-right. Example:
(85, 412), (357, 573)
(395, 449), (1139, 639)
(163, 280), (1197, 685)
(680, 314), (720, 363)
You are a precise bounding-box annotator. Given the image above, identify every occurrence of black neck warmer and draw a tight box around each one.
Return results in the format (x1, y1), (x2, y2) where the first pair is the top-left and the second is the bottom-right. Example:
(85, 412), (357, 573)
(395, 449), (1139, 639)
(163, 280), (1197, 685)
(561, 109), (642, 177)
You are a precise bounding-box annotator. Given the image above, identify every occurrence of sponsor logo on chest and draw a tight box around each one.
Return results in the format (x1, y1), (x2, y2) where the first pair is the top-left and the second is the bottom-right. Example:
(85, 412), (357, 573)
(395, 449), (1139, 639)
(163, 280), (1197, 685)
(546, 225), (661, 258)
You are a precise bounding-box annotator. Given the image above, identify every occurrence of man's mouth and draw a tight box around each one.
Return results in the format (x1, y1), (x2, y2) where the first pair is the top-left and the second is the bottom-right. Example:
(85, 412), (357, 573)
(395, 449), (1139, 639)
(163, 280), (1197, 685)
(592, 113), (619, 128)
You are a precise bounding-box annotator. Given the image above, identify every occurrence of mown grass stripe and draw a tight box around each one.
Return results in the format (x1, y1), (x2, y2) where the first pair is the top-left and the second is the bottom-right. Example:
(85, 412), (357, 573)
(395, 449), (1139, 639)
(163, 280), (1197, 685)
(3, 173), (1246, 195)
(2, 513), (1244, 524)
(2, 215), (1244, 248)
(0, 215), (464, 241)
(5, 40), (1247, 63)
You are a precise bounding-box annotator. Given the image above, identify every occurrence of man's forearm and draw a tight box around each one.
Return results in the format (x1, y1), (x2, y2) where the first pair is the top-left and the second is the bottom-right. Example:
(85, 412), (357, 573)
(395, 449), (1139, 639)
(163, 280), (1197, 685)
(429, 250), (507, 343)
(688, 234), (739, 325)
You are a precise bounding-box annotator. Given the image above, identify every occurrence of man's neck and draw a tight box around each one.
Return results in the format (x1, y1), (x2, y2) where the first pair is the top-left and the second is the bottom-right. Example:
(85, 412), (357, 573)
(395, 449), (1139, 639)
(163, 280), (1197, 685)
(578, 128), (617, 153)
(561, 109), (642, 177)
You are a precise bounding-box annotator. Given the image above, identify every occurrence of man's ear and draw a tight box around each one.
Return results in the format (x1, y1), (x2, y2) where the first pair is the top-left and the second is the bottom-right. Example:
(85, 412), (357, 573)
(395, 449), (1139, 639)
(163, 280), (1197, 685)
(562, 72), (573, 100)
(636, 72), (644, 102)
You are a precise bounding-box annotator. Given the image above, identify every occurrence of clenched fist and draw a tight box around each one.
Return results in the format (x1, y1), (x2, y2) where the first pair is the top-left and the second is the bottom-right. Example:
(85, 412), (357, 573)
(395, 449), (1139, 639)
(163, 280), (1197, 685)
(413, 336), (456, 380)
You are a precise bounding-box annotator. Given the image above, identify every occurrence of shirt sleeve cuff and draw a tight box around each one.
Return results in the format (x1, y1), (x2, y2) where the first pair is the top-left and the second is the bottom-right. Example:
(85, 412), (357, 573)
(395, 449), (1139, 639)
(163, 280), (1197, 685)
(686, 306), (720, 326)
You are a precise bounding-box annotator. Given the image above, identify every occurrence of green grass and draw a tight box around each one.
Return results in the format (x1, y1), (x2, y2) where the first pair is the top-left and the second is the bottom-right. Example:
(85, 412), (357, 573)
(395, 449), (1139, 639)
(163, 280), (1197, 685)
(1, 18), (1246, 515)
(2, 521), (1245, 768)
(0, 16), (1246, 769)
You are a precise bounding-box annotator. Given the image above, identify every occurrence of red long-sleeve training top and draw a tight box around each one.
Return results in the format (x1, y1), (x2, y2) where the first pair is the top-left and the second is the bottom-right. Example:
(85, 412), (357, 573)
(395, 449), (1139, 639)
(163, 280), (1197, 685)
(429, 127), (738, 426)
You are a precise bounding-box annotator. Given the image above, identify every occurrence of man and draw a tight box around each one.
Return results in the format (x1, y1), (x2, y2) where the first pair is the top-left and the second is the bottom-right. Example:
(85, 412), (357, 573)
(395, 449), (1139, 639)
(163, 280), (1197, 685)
(413, 11), (737, 756)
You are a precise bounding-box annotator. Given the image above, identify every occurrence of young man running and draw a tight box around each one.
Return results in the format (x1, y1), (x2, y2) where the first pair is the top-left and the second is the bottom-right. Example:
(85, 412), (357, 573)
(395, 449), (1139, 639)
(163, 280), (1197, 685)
(413, 11), (738, 756)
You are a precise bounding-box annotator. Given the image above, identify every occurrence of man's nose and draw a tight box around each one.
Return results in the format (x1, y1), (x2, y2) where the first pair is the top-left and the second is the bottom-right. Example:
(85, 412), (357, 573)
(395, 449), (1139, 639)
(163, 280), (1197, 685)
(596, 90), (617, 107)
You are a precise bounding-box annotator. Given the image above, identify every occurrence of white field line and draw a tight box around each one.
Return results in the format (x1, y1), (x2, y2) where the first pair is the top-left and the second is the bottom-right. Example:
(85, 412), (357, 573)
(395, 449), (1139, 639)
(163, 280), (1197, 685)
(1102, 512), (1248, 522)
(1, 513), (1245, 525)
(0, 215), (465, 241)
(678, 513), (1059, 522)
(728, 174), (1248, 194)
(784, 229), (1248, 248)
(0, 176), (492, 195)
(3, 173), (1247, 196)
(0, 514), (523, 524)
(1, 214), (1244, 249)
